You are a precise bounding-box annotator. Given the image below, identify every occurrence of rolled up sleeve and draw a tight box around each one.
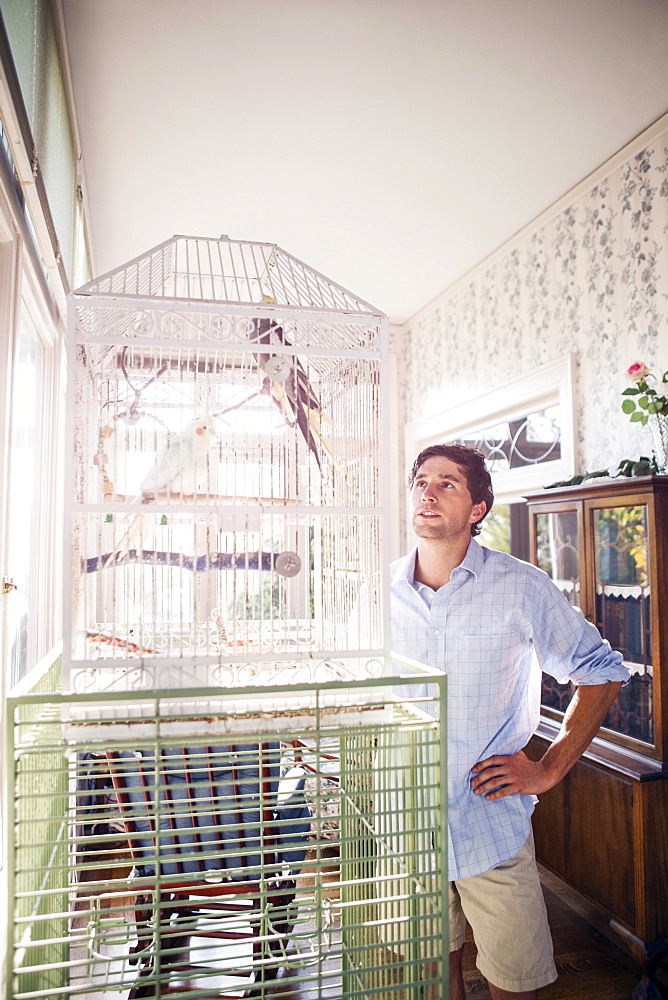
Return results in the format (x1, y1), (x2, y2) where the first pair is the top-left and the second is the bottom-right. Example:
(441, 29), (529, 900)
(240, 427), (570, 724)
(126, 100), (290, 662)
(533, 575), (629, 687)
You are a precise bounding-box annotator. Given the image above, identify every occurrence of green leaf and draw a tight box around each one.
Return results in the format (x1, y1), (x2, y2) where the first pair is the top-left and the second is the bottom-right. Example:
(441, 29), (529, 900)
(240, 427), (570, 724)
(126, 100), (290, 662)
(621, 399), (637, 414)
(638, 395), (649, 409)
(647, 400), (660, 414)
(621, 387), (640, 396)
(630, 411), (645, 422)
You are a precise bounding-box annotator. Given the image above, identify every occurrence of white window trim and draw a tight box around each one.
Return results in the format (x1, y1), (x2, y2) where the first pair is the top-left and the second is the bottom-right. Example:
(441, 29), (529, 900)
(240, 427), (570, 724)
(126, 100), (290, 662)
(21, 268), (63, 659)
(0, 220), (64, 687)
(405, 354), (577, 506)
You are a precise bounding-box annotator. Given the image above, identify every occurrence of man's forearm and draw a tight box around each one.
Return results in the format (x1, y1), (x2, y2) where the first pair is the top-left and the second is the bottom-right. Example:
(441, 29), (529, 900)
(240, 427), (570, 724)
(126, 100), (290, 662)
(470, 680), (622, 800)
(540, 680), (623, 784)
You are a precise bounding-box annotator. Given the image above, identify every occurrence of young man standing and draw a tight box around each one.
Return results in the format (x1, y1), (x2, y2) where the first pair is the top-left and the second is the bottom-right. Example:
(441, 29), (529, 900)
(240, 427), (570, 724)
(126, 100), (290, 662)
(390, 444), (628, 999)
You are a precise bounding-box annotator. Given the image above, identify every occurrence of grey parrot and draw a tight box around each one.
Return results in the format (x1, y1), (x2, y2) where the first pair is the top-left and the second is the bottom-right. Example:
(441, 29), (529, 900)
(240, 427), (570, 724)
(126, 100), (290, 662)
(249, 317), (334, 470)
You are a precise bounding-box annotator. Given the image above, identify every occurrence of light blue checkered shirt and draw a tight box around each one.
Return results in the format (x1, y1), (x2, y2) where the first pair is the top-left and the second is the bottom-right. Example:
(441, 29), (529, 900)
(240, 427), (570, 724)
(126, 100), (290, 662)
(391, 538), (629, 881)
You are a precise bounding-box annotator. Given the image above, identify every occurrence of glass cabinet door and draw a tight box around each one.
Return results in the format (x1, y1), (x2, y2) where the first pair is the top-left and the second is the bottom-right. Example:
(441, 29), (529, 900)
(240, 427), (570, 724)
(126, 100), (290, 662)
(534, 509), (581, 715)
(534, 499), (655, 752)
(535, 509), (580, 605)
(592, 504), (652, 746)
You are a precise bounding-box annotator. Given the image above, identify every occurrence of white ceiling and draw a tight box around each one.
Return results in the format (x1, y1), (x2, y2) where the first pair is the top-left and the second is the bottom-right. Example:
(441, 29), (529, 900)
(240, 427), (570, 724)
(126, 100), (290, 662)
(61, 0), (668, 324)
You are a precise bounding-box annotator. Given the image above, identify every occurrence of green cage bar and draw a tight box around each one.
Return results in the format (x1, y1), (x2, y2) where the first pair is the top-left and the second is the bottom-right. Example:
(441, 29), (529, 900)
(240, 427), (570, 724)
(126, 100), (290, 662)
(6, 669), (447, 999)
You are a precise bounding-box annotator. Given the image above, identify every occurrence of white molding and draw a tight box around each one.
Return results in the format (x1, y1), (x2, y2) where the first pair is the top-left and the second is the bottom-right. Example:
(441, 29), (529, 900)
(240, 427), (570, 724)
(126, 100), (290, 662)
(405, 354), (576, 508)
(51, 0), (96, 280)
(404, 111), (668, 329)
(0, 229), (20, 752)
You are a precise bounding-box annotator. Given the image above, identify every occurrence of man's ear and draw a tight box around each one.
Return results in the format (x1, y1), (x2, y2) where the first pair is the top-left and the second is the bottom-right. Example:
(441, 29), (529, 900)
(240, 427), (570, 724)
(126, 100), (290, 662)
(469, 501), (487, 525)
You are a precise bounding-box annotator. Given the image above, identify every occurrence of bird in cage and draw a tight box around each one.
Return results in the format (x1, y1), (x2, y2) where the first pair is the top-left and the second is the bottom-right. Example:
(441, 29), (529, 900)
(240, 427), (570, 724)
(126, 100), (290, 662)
(249, 317), (335, 470)
(108, 416), (218, 563)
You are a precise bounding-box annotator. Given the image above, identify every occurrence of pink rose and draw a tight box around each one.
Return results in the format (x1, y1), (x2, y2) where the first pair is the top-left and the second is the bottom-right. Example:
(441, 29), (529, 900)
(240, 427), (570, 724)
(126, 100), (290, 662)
(627, 361), (651, 382)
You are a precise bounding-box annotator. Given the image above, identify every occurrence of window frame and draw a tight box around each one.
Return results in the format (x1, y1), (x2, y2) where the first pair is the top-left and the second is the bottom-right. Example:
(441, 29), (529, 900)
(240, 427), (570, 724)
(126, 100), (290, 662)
(0, 165), (64, 694)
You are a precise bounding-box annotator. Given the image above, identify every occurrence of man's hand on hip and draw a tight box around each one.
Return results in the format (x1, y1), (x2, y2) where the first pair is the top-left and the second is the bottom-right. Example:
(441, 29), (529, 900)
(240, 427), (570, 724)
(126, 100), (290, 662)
(470, 751), (558, 800)
(470, 682), (623, 801)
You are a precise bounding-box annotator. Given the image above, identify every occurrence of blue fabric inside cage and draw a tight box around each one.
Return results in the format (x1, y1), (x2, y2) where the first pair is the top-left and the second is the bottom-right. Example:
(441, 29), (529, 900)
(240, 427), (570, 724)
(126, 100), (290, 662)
(109, 744), (311, 879)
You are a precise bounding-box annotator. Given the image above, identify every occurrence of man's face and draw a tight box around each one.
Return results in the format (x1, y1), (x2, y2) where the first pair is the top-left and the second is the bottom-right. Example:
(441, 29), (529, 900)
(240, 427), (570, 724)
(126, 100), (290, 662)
(410, 456), (487, 541)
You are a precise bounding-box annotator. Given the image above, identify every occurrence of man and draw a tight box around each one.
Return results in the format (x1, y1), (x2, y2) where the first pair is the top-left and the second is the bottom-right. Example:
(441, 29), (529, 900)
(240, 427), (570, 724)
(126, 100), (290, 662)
(390, 443), (628, 999)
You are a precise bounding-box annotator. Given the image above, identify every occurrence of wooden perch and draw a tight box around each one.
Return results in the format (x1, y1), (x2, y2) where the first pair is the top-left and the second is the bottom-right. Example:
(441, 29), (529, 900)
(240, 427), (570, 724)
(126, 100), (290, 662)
(110, 492), (298, 505)
(87, 550), (277, 573)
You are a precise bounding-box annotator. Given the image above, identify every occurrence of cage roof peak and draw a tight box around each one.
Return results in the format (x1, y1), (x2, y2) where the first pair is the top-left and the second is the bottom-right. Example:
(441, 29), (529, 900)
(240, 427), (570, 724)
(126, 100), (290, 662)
(75, 235), (384, 316)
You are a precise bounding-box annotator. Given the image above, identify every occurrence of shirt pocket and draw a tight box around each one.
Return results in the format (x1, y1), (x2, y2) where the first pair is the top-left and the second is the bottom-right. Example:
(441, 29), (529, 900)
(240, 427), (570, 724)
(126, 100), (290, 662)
(452, 626), (528, 711)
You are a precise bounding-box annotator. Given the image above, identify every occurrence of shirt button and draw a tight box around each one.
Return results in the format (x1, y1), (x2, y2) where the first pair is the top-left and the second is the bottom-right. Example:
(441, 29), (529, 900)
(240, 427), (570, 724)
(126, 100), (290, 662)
(434, 628), (441, 636)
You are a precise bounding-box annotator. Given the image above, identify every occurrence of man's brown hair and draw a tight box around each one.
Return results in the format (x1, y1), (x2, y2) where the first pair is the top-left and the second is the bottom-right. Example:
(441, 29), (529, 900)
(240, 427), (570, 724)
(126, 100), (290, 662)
(408, 444), (494, 537)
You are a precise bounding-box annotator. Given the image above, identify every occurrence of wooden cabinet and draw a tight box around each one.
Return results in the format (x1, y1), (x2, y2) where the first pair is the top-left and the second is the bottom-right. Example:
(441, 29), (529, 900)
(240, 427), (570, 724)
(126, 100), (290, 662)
(524, 476), (668, 973)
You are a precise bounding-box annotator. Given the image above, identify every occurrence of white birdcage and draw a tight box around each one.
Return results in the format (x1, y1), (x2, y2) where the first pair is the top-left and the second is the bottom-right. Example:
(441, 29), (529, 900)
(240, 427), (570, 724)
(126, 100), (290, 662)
(64, 235), (389, 707)
(42, 239), (448, 999)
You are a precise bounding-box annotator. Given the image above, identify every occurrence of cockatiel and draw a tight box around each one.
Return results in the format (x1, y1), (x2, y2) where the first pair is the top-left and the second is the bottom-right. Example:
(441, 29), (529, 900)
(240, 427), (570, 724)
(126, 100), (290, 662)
(249, 316), (333, 470)
(109, 416), (218, 561)
(139, 416), (218, 496)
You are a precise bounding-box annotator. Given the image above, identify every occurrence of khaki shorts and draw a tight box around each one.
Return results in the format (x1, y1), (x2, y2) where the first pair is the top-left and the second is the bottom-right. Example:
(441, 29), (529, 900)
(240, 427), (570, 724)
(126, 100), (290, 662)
(450, 832), (557, 993)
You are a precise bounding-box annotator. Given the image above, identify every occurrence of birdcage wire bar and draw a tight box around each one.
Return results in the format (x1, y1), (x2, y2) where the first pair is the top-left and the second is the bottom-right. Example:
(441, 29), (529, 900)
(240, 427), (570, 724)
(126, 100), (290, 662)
(6, 672), (447, 1000)
(78, 236), (382, 316)
(65, 237), (389, 702)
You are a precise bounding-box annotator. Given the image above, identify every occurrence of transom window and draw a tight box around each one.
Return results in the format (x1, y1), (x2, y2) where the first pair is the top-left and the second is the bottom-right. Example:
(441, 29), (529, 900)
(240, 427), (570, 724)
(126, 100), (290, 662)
(452, 405), (561, 472)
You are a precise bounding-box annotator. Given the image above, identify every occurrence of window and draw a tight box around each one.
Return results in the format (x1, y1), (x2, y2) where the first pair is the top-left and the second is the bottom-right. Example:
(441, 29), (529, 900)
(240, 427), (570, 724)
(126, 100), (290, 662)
(406, 356), (575, 496)
(452, 405), (561, 473)
(404, 356), (575, 557)
(5, 309), (46, 684)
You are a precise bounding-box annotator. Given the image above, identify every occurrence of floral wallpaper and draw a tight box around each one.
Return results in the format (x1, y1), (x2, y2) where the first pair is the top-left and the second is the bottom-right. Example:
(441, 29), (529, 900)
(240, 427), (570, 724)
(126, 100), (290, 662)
(397, 127), (668, 479)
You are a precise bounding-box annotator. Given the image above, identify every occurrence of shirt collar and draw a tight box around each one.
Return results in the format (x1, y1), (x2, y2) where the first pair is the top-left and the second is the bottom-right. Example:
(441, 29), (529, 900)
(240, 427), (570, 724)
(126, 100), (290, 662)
(392, 537), (484, 588)
(392, 547), (419, 588)
(459, 537), (484, 580)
